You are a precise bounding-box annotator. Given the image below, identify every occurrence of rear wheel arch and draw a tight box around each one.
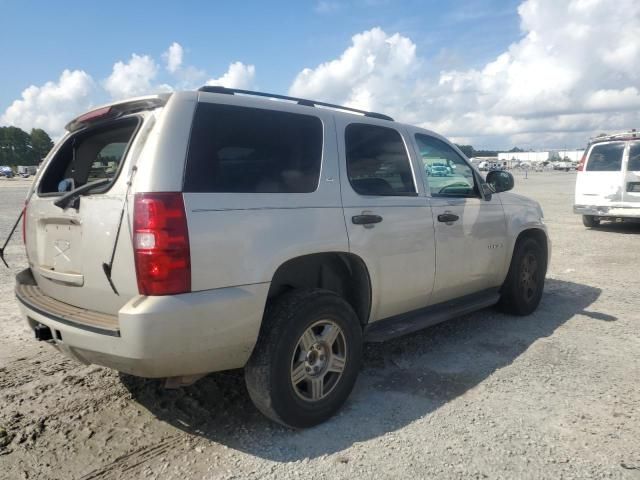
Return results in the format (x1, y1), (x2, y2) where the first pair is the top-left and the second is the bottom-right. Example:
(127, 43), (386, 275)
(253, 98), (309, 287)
(266, 252), (372, 326)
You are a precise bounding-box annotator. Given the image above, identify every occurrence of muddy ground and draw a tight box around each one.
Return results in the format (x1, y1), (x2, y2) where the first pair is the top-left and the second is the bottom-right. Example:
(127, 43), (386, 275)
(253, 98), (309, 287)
(0, 172), (638, 479)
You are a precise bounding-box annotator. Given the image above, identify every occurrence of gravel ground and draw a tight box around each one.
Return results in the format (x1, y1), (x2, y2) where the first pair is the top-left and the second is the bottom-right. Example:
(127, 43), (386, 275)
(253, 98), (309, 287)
(0, 172), (639, 480)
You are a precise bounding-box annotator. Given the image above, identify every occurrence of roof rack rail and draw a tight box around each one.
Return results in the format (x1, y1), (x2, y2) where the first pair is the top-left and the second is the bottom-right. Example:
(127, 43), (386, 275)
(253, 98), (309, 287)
(590, 129), (638, 143)
(198, 86), (394, 121)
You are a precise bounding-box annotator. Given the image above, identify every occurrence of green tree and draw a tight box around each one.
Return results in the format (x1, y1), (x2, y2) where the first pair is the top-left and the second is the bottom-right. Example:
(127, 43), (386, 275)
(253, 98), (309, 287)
(30, 128), (54, 164)
(455, 144), (475, 158)
(0, 126), (33, 165)
(0, 126), (54, 166)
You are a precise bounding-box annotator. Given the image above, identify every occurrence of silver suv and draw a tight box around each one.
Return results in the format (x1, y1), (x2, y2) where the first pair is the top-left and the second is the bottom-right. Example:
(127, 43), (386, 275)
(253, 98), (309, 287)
(15, 87), (550, 427)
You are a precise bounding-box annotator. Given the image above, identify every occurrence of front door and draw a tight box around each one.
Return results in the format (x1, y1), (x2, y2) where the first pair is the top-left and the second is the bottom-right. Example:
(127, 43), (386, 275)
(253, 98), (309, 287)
(336, 119), (436, 322)
(410, 132), (508, 304)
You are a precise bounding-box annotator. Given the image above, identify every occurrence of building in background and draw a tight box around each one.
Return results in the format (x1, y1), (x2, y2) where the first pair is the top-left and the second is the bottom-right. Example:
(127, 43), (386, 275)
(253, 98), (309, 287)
(497, 150), (584, 164)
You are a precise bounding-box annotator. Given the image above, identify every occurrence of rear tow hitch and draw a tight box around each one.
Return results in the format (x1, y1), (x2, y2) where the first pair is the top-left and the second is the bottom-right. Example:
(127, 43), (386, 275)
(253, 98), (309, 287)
(34, 324), (53, 342)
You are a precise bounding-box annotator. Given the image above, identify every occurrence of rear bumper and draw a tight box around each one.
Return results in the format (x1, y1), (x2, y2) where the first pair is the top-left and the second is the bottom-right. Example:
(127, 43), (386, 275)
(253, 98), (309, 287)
(15, 268), (268, 378)
(574, 204), (640, 218)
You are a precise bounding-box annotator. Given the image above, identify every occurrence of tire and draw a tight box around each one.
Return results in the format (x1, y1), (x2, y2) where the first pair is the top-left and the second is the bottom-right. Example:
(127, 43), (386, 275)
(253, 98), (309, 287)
(245, 289), (363, 428)
(582, 215), (600, 228)
(498, 237), (547, 316)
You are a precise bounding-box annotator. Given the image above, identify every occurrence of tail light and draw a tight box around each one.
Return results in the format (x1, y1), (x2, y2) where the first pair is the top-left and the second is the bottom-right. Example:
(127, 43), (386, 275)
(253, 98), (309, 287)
(577, 154), (587, 171)
(133, 193), (191, 296)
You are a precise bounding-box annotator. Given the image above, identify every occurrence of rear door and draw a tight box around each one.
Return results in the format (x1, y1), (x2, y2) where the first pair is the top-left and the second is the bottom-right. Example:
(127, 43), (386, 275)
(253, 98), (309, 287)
(623, 141), (640, 206)
(25, 113), (153, 315)
(576, 141), (626, 207)
(336, 118), (436, 322)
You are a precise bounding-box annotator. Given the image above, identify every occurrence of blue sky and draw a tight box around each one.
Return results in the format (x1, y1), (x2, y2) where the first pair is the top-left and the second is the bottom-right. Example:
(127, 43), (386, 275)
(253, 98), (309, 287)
(2, 0), (638, 149)
(0, 0), (521, 110)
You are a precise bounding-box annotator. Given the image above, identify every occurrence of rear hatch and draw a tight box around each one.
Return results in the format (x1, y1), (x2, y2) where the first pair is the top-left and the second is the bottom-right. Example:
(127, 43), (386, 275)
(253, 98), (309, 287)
(24, 96), (168, 315)
(575, 141), (625, 207)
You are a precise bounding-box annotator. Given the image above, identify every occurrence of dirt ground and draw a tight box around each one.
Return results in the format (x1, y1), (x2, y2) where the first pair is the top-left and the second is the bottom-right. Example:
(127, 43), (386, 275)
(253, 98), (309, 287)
(0, 172), (638, 480)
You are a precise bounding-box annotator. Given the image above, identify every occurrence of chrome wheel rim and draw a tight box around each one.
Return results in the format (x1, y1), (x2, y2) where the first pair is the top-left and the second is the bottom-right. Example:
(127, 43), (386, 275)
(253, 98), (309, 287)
(520, 251), (539, 302)
(290, 320), (347, 402)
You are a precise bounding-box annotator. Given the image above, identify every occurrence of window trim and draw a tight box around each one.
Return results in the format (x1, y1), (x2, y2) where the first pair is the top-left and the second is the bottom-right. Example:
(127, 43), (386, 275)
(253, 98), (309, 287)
(37, 115), (142, 197)
(183, 101), (324, 194)
(628, 141), (640, 171)
(344, 122), (419, 197)
(414, 133), (480, 199)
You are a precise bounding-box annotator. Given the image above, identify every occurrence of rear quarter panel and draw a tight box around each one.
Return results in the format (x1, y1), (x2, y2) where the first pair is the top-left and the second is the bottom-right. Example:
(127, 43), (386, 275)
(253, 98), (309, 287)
(181, 95), (350, 292)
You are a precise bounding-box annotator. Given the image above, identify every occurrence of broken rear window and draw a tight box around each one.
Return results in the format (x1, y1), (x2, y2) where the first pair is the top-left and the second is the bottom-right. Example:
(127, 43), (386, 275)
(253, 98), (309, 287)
(39, 117), (139, 194)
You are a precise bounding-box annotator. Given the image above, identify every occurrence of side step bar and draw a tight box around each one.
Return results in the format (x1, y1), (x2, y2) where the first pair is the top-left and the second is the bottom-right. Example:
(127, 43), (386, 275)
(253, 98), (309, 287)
(364, 289), (501, 343)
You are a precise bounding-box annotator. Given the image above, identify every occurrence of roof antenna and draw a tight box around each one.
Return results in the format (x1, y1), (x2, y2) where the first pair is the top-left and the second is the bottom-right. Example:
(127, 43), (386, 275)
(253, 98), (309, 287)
(0, 208), (25, 269)
(102, 166), (137, 295)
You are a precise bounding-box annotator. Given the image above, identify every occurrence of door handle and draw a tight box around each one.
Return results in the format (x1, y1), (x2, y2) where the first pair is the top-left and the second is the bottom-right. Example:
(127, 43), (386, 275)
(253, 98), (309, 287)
(352, 214), (383, 226)
(437, 213), (459, 223)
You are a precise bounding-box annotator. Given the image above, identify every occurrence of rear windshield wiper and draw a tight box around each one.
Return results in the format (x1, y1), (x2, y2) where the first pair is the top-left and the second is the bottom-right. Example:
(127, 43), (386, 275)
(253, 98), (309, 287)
(54, 178), (111, 210)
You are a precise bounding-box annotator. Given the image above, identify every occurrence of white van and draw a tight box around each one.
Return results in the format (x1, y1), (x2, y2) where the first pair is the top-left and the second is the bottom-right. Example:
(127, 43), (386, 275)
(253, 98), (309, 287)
(574, 131), (640, 227)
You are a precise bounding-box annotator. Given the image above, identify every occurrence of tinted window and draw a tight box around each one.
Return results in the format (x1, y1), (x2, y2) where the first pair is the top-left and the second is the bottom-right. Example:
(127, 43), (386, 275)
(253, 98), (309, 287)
(415, 134), (477, 197)
(629, 142), (640, 171)
(184, 103), (322, 193)
(345, 124), (415, 196)
(39, 118), (138, 194)
(586, 143), (624, 171)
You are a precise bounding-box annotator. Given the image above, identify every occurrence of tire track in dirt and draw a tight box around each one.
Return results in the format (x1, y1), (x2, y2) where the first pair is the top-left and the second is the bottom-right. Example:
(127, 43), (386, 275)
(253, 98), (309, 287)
(78, 435), (184, 480)
(0, 355), (75, 389)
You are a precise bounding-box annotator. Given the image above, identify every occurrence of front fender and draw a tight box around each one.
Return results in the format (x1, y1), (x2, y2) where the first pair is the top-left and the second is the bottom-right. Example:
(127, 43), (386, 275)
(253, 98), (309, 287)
(498, 193), (550, 281)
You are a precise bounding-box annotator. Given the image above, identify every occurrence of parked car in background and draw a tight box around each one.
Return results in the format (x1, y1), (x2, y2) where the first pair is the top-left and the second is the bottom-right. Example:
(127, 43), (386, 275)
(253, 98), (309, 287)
(430, 164), (449, 176)
(16, 88), (550, 428)
(575, 130), (640, 227)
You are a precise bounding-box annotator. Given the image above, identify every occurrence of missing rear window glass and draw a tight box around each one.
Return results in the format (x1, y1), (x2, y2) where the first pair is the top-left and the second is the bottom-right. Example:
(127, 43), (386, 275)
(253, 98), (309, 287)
(39, 117), (139, 194)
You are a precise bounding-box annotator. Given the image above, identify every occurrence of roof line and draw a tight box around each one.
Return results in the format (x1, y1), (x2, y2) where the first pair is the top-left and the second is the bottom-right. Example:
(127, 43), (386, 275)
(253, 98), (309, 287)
(198, 86), (394, 121)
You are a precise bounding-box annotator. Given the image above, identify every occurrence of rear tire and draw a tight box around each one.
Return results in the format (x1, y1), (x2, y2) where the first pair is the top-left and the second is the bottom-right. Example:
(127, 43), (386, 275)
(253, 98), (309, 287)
(582, 215), (600, 228)
(499, 237), (546, 316)
(245, 289), (362, 428)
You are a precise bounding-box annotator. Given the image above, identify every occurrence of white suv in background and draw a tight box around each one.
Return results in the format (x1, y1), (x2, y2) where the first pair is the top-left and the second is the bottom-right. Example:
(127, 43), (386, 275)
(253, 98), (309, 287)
(15, 87), (550, 427)
(575, 130), (640, 227)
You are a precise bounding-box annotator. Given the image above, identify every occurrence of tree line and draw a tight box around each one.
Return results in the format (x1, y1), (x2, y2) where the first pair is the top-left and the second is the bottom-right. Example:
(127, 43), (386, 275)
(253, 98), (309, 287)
(455, 145), (525, 158)
(0, 126), (54, 166)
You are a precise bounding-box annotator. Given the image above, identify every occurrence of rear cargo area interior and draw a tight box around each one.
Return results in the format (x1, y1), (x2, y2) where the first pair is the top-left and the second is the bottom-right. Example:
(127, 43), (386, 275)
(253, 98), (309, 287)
(39, 118), (138, 194)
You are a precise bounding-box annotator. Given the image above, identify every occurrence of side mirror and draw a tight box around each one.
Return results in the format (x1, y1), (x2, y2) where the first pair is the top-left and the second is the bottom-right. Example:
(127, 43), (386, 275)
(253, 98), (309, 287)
(486, 170), (514, 193)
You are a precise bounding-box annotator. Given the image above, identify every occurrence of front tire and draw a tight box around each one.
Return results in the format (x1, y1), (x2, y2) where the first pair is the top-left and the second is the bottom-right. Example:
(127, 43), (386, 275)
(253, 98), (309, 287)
(499, 237), (546, 315)
(245, 289), (362, 428)
(582, 215), (600, 228)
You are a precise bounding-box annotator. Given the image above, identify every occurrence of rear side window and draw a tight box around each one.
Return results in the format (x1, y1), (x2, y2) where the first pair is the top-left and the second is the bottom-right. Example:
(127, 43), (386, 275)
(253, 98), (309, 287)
(184, 103), (322, 193)
(345, 124), (416, 196)
(629, 142), (640, 171)
(39, 117), (139, 194)
(586, 143), (624, 171)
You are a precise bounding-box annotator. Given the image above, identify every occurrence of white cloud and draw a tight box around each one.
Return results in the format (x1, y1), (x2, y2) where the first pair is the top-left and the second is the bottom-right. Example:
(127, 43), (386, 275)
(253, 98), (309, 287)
(206, 62), (256, 89)
(1, 69), (95, 138)
(289, 1), (640, 148)
(2, 43), (257, 138)
(162, 42), (184, 73)
(103, 53), (167, 99)
(290, 27), (417, 112)
(314, 1), (341, 14)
